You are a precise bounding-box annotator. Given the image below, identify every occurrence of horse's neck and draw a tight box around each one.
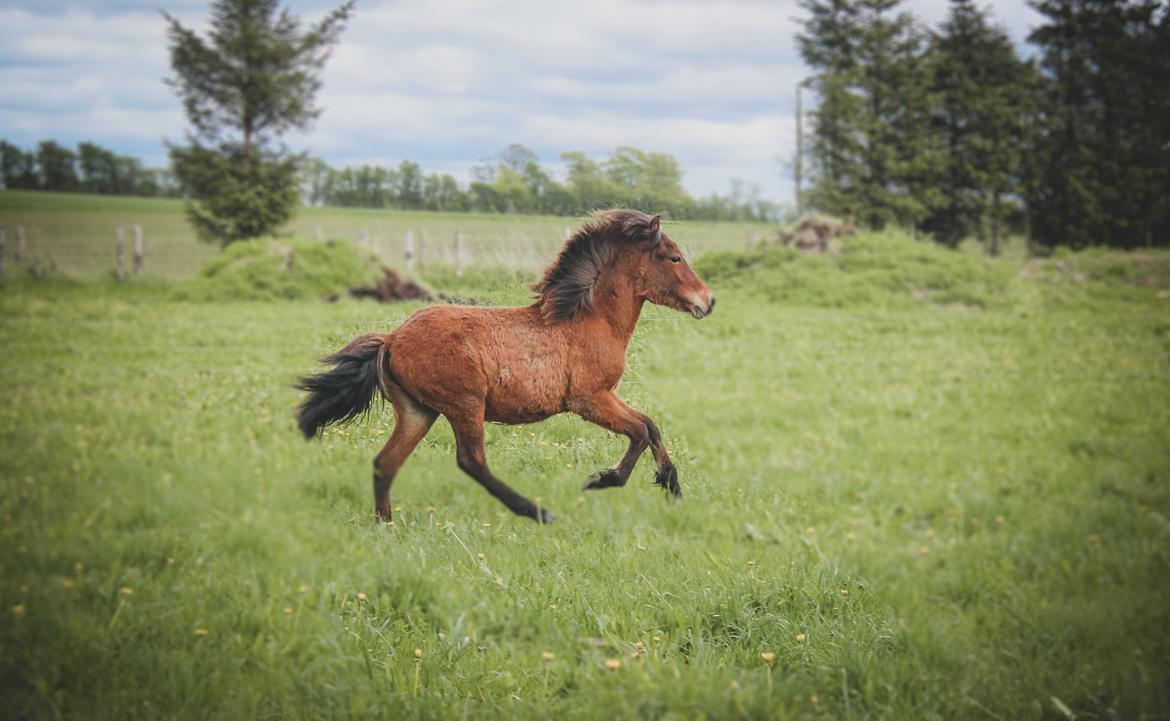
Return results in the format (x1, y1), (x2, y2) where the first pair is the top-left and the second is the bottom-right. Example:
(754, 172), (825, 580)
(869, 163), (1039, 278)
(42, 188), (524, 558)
(588, 266), (644, 346)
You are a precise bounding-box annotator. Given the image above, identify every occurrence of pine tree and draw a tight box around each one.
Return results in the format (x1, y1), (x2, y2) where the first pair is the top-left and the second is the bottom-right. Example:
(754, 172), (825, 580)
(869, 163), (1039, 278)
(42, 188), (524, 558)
(796, 0), (865, 219)
(852, 0), (941, 231)
(926, 0), (1034, 253)
(163, 0), (352, 245)
(1028, 0), (1170, 248)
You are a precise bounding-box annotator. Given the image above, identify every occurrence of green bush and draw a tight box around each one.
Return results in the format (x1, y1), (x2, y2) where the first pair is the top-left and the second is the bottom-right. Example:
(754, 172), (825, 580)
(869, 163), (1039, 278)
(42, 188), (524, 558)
(176, 237), (383, 301)
(695, 230), (1015, 308)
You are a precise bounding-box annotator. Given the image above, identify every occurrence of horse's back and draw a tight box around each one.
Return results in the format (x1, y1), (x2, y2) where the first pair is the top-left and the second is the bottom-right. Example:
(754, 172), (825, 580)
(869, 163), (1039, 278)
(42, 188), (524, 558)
(385, 304), (570, 422)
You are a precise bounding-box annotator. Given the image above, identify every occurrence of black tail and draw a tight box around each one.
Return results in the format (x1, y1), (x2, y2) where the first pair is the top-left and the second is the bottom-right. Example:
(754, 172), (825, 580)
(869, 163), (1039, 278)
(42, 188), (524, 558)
(296, 333), (391, 439)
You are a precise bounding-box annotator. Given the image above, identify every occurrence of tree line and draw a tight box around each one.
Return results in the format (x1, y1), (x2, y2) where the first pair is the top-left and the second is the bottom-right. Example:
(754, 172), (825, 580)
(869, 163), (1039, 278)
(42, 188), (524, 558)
(0, 139), (181, 197)
(303, 144), (783, 222)
(798, 0), (1170, 251)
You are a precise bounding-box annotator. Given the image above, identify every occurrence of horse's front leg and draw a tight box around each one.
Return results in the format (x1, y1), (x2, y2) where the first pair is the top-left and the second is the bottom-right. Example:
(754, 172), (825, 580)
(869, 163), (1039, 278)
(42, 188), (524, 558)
(577, 392), (680, 497)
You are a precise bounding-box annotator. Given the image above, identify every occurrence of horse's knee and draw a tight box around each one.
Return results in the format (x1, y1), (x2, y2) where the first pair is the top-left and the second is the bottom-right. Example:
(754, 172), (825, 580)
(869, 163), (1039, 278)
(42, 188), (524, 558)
(456, 448), (484, 476)
(643, 418), (662, 445)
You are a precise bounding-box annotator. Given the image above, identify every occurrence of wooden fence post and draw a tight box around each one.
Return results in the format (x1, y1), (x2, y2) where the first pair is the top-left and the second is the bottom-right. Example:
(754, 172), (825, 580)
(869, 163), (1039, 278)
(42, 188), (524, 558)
(418, 229), (427, 273)
(0, 228), (6, 282)
(132, 224), (144, 274)
(314, 225), (323, 242)
(404, 230), (415, 273)
(454, 229), (465, 277)
(15, 225), (26, 263)
(357, 228), (369, 246)
(115, 227), (126, 282)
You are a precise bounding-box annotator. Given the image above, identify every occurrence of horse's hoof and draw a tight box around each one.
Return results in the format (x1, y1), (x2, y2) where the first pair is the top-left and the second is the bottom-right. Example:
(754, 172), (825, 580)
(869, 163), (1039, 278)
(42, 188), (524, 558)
(655, 466), (681, 499)
(537, 508), (556, 524)
(582, 468), (622, 491)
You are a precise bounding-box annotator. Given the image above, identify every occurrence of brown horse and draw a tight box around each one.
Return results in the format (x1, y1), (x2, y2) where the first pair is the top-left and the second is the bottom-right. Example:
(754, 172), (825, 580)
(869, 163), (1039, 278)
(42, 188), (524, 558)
(296, 209), (715, 523)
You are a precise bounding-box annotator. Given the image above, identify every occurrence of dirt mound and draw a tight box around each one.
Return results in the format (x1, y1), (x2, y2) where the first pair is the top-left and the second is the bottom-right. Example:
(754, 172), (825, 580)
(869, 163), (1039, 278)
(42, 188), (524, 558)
(773, 216), (857, 254)
(345, 266), (434, 303)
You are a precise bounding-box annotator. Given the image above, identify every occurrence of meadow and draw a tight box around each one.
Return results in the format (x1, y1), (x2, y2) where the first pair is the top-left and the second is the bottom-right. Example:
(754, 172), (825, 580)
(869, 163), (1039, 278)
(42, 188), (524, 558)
(0, 191), (772, 279)
(1, 192), (1169, 720)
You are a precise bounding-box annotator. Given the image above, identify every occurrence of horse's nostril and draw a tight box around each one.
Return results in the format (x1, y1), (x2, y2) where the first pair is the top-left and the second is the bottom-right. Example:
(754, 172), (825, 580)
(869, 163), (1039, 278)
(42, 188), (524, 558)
(708, 297), (716, 313)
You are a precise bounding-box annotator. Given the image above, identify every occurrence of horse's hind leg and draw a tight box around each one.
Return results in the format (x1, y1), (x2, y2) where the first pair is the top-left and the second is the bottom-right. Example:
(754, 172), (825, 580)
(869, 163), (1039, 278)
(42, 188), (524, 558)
(447, 412), (555, 524)
(373, 388), (437, 522)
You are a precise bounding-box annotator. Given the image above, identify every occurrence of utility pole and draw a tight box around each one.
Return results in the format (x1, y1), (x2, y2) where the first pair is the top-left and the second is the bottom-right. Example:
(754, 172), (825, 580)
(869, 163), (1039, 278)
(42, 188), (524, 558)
(795, 80), (803, 218)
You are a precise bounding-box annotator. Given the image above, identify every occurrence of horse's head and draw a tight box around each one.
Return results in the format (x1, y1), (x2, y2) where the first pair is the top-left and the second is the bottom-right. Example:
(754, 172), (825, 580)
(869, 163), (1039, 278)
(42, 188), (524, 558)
(628, 214), (715, 319)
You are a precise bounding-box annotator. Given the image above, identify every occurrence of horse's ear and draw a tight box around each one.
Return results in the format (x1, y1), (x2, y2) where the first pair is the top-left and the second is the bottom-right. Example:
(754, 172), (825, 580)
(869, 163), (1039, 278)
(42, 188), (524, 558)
(648, 215), (662, 245)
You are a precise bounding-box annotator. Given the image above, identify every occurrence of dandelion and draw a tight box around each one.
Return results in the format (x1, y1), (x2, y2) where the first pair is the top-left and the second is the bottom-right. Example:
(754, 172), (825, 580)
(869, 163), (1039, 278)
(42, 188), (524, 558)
(925, 529), (936, 539)
(747, 560), (756, 568)
(477, 553), (485, 560)
(760, 652), (775, 664)
(805, 527), (816, 536)
(542, 651), (555, 662)
(653, 635), (662, 642)
(11, 603), (25, 615)
(483, 522), (492, 528)
(920, 546), (931, 556)
(385, 520), (394, 528)
(73, 562), (83, 574)
(795, 633), (806, 642)
(63, 579), (75, 589)
(299, 584), (308, 594)
(427, 506), (436, 514)
(19, 584), (29, 594)
(394, 506), (402, 513)
(119, 586), (133, 597)
(810, 693), (819, 704)
(357, 592), (367, 602)
(839, 588), (849, 597)
(605, 658), (622, 671)
(729, 680), (739, 691)
(995, 515), (1005, 525)
(283, 607), (293, 616)
(846, 531), (857, 541)
(194, 628), (209, 637)
(1134, 648), (1144, 657)
(1088, 533), (1101, 545)
(414, 647), (423, 659)
(166, 557), (176, 565)
(548, 604), (558, 610)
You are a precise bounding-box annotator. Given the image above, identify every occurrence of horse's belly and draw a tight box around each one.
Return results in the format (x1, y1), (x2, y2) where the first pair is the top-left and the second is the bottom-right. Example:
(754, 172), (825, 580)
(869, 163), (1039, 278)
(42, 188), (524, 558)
(484, 364), (564, 423)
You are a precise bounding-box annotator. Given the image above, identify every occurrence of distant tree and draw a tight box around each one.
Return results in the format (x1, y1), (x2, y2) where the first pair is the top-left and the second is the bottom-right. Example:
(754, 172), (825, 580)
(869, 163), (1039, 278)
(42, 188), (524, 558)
(924, 0), (1034, 253)
(0, 140), (39, 190)
(36, 141), (79, 191)
(163, 0), (352, 244)
(78, 142), (118, 193)
(497, 144), (539, 173)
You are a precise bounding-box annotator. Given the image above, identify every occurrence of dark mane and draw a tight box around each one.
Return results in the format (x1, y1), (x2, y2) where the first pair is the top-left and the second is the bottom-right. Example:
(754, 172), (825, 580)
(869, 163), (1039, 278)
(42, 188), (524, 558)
(532, 209), (661, 322)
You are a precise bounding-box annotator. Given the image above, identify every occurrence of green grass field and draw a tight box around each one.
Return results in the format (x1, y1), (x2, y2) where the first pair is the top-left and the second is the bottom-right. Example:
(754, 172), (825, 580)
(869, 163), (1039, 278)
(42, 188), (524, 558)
(2, 191), (1169, 719)
(0, 191), (771, 279)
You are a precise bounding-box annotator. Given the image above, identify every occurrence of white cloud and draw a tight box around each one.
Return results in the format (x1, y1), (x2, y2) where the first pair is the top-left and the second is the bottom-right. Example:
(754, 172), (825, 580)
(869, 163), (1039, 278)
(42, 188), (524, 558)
(0, 0), (1042, 201)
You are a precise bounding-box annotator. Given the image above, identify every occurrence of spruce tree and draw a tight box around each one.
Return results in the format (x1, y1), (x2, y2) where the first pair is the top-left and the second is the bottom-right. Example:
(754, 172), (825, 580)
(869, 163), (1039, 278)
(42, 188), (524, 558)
(163, 0), (352, 245)
(797, 0), (865, 220)
(852, 0), (941, 231)
(926, 0), (1033, 253)
(1028, 0), (1170, 248)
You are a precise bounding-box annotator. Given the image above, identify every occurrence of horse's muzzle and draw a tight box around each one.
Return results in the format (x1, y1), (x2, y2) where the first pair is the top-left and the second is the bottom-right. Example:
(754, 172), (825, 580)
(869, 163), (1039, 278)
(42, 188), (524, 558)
(688, 295), (715, 319)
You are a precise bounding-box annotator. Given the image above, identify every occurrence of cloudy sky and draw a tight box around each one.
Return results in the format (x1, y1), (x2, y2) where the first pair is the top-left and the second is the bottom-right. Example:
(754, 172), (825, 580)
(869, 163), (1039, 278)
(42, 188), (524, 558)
(0, 0), (1042, 204)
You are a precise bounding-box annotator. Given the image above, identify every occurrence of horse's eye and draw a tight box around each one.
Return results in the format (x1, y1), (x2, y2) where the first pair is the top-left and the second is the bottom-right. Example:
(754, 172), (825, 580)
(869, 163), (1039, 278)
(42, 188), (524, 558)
(670, 256), (681, 264)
